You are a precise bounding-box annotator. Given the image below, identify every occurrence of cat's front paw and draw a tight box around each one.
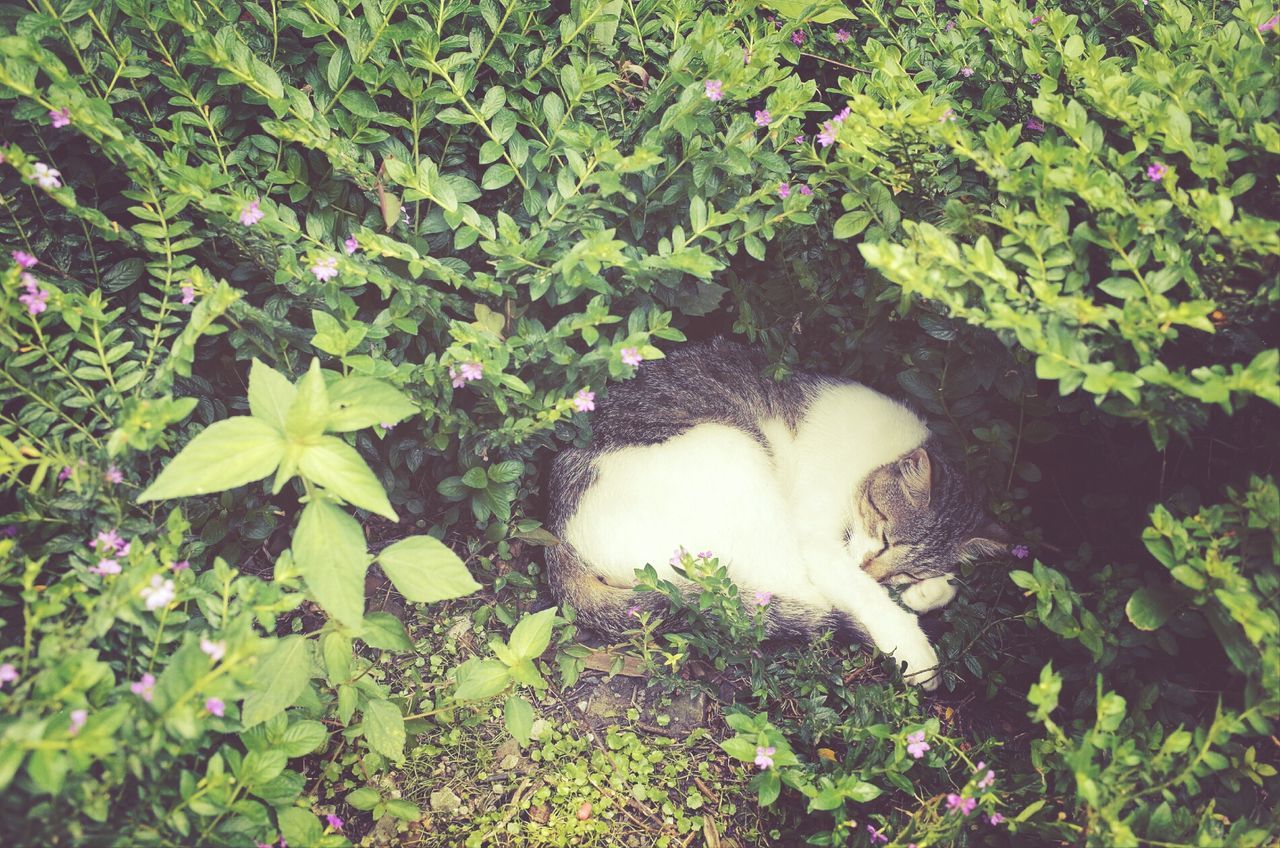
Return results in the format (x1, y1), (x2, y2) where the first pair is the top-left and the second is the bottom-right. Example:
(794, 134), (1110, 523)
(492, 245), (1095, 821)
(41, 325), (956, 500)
(887, 630), (940, 691)
(900, 576), (958, 613)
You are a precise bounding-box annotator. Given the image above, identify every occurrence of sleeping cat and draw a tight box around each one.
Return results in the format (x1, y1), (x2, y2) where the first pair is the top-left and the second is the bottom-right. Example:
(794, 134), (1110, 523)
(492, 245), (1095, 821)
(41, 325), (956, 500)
(546, 339), (1007, 689)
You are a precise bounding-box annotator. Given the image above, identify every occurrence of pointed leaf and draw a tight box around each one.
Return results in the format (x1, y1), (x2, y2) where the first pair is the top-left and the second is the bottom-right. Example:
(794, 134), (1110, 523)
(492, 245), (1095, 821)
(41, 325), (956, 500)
(298, 436), (397, 520)
(326, 377), (417, 432)
(241, 636), (312, 728)
(138, 418), (283, 501)
(248, 359), (295, 432)
(375, 535), (479, 603)
(363, 698), (406, 762)
(293, 499), (370, 629)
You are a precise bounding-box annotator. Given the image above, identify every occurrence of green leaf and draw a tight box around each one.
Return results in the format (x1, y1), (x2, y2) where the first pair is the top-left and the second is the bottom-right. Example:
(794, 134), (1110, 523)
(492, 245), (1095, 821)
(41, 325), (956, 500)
(454, 658), (511, 701)
(298, 436), (397, 520)
(719, 737), (758, 762)
(347, 787), (380, 811)
(293, 499), (371, 629)
(326, 377), (417, 432)
(375, 535), (480, 603)
(833, 210), (872, 240)
(280, 720), (328, 757)
(242, 636), (312, 728)
(359, 611), (414, 651)
(138, 417), (283, 502)
(277, 808), (322, 848)
(363, 698), (406, 762)
(1125, 586), (1183, 631)
(286, 359), (329, 439)
(507, 607), (557, 661)
(755, 767), (781, 806)
(248, 359), (296, 432)
(504, 695), (535, 746)
(384, 798), (421, 821)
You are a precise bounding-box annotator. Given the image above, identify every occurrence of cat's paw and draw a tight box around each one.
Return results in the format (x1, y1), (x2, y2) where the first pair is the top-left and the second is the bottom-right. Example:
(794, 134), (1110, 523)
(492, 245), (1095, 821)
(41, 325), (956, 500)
(900, 576), (958, 613)
(879, 625), (940, 691)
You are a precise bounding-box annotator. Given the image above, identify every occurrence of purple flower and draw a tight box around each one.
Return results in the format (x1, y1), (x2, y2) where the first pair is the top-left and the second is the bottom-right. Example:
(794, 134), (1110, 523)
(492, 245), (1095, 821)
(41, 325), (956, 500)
(310, 256), (338, 282)
(1025, 117), (1045, 132)
(93, 529), (128, 554)
(205, 697), (225, 717)
(940, 107), (957, 123)
(130, 673), (156, 702)
(906, 730), (930, 759)
(573, 389), (596, 412)
(670, 547), (687, 566)
(794, 134), (805, 144)
(627, 605), (641, 618)
(754, 590), (773, 606)
(961, 66), (974, 77)
(239, 200), (264, 226)
(325, 814), (344, 831)
(754, 745), (776, 769)
(344, 236), (359, 254)
(49, 108), (71, 128)
(1011, 544), (1030, 560)
(790, 30), (806, 45)
(171, 560), (191, 572)
(698, 550), (713, 559)
(754, 109), (772, 127)
(834, 106), (851, 122)
(180, 286), (195, 305)
(200, 638), (226, 662)
(946, 19), (957, 31)
(90, 559), (121, 576)
(1261, 14), (1279, 33)
(69, 708), (88, 735)
(105, 465), (123, 484)
(867, 825), (889, 845)
(798, 185), (812, 196)
(1146, 162), (1167, 182)
(32, 163), (62, 190)
(1029, 15), (1043, 27)
(946, 793), (977, 816)
(988, 812), (1006, 825)
(381, 421), (395, 430)
(0, 663), (18, 685)
(620, 347), (642, 366)
(777, 183), (791, 199)
(140, 575), (176, 611)
(18, 275), (49, 315)
(835, 28), (851, 43)
(704, 79), (724, 102)
(978, 768), (995, 789)
(58, 466), (73, 482)
(816, 121), (838, 147)
(11, 251), (37, 269)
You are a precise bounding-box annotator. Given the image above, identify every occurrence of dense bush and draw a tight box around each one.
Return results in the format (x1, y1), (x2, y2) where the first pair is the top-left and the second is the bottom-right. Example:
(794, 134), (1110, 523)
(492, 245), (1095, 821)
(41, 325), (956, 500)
(0, 0), (1276, 845)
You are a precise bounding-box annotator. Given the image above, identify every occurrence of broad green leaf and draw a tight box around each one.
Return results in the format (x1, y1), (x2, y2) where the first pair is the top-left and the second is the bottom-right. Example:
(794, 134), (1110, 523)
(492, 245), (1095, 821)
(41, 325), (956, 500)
(242, 636), (312, 728)
(248, 359), (295, 432)
(385, 798), (421, 821)
(286, 359), (329, 439)
(326, 376), (417, 432)
(507, 607), (557, 661)
(138, 417), (283, 502)
(1125, 586), (1182, 631)
(280, 720), (328, 757)
(375, 535), (480, 603)
(359, 612), (413, 651)
(504, 695), (535, 747)
(363, 698), (406, 762)
(277, 808), (322, 848)
(347, 787), (380, 810)
(238, 750), (286, 788)
(298, 436), (397, 520)
(293, 499), (370, 629)
(453, 658), (511, 701)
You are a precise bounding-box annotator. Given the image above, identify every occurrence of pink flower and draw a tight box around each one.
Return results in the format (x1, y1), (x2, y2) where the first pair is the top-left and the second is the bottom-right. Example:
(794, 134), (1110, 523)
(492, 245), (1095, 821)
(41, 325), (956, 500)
(906, 730), (930, 759)
(381, 421), (395, 430)
(946, 793), (977, 816)
(130, 673), (156, 702)
(777, 183), (791, 198)
(978, 768), (995, 788)
(105, 465), (123, 484)
(573, 389), (596, 412)
(180, 286), (195, 305)
(171, 560), (191, 571)
(867, 825), (888, 845)
(835, 29), (851, 43)
(90, 559), (122, 576)
(798, 185), (812, 196)
(961, 66), (974, 77)
(940, 107), (956, 123)
(58, 466), (73, 482)
(69, 709), (88, 735)
(0, 663), (18, 685)
(704, 79), (724, 101)
(794, 134), (805, 144)
(344, 236), (359, 254)
(754, 109), (772, 127)
(816, 122), (838, 147)
(49, 108), (71, 128)
(790, 30), (805, 45)
(698, 550), (713, 559)
(834, 106), (851, 122)
(620, 347), (642, 366)
(205, 697), (225, 717)
(18, 276), (49, 315)
(310, 256), (338, 281)
(93, 529), (128, 554)
(1025, 117), (1045, 132)
(626, 605), (641, 618)
(200, 638), (226, 662)
(32, 163), (62, 190)
(1261, 14), (1279, 32)
(670, 547), (687, 566)
(11, 251), (37, 269)
(945, 19), (956, 31)
(325, 814), (343, 831)
(754, 745), (776, 769)
(1146, 162), (1167, 182)
(988, 812), (1006, 825)
(1029, 15), (1043, 26)
(140, 575), (176, 611)
(1011, 544), (1030, 559)
(450, 361), (483, 388)
(239, 200), (264, 226)
(754, 590), (773, 606)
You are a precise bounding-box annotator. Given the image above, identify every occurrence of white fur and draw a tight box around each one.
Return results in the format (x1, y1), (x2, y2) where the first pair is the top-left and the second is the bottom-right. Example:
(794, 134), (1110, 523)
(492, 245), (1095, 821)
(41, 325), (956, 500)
(564, 383), (947, 689)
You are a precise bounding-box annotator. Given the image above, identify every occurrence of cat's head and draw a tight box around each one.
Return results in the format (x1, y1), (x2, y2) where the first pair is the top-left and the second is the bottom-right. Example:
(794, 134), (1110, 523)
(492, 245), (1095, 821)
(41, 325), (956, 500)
(856, 445), (1009, 582)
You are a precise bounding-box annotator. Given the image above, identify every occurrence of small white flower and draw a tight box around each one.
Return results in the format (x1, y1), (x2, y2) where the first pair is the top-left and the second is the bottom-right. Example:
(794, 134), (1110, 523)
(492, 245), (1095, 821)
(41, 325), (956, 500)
(140, 575), (176, 611)
(200, 637), (226, 662)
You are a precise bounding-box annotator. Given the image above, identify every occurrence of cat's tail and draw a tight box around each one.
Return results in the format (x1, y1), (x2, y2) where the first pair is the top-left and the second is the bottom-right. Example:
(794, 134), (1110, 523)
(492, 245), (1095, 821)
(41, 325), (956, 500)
(544, 539), (680, 639)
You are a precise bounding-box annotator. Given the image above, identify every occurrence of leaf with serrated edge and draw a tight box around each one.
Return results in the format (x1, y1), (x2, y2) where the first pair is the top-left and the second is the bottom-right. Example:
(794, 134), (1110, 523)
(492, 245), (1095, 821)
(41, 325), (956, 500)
(241, 636), (312, 728)
(138, 417), (283, 501)
(293, 499), (370, 629)
(248, 359), (295, 432)
(298, 436), (397, 520)
(363, 698), (406, 762)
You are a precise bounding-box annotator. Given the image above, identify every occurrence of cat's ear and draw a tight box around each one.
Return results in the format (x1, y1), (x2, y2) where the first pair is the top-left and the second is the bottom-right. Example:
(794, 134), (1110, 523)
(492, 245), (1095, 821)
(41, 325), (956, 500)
(958, 523), (1013, 561)
(897, 448), (932, 508)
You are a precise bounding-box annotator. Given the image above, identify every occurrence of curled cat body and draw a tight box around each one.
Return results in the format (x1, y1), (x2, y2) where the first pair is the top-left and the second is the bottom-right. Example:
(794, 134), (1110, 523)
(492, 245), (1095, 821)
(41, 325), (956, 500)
(546, 339), (1007, 689)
